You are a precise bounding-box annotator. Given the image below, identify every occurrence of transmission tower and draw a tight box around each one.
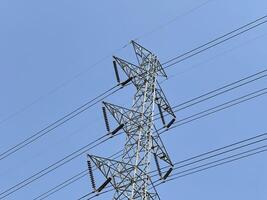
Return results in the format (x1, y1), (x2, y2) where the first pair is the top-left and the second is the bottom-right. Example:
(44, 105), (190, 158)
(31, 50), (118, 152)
(87, 41), (176, 200)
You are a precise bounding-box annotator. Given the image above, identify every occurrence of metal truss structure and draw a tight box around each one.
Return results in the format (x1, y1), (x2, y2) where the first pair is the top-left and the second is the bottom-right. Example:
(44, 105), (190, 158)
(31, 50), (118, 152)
(87, 41), (176, 200)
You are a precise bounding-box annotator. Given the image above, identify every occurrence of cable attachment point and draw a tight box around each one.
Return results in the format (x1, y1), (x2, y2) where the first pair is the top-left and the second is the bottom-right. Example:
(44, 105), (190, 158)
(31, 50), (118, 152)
(157, 104), (166, 127)
(153, 153), (162, 179)
(162, 167), (173, 180)
(113, 60), (121, 84)
(97, 177), (112, 192)
(87, 160), (96, 191)
(102, 107), (111, 134)
(121, 77), (133, 87)
(166, 118), (176, 129)
(111, 124), (124, 136)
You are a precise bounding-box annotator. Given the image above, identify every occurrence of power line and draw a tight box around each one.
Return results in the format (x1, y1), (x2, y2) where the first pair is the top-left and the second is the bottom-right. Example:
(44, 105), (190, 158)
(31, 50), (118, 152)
(152, 86), (267, 138)
(162, 15), (267, 68)
(3, 14), (265, 162)
(76, 16), (267, 198)
(3, 44), (267, 198)
(169, 137), (267, 175)
(167, 132), (267, 171)
(0, 0), (214, 129)
(0, 86), (121, 161)
(0, 133), (119, 200)
(32, 151), (123, 200)
(82, 132), (267, 199)
(3, 9), (266, 200)
(145, 132), (267, 186)
(141, 132), (267, 181)
(34, 85), (267, 200)
(27, 73), (267, 200)
(172, 69), (267, 109)
(168, 86), (267, 130)
(155, 68), (267, 121)
(37, 170), (88, 200)
(156, 145), (267, 187)
(84, 36), (267, 199)
(161, 32), (267, 83)
(133, 0), (215, 41)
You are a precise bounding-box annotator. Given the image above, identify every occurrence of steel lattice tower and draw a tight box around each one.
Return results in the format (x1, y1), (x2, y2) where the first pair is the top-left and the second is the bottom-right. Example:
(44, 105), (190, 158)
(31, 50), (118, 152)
(87, 41), (176, 200)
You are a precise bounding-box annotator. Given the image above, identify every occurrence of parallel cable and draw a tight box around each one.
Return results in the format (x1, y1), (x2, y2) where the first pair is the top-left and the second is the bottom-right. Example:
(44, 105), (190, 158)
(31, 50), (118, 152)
(168, 87), (267, 130)
(0, 133), (123, 200)
(155, 145), (267, 187)
(168, 137), (267, 175)
(44, 86), (267, 200)
(4, 10), (267, 200)
(160, 32), (267, 84)
(152, 87), (267, 138)
(32, 151), (123, 200)
(8, 59), (266, 200)
(31, 81), (267, 200)
(77, 16), (267, 195)
(3, 14), (267, 162)
(0, 0), (215, 127)
(133, 0), (215, 41)
(171, 69), (267, 111)
(162, 15), (267, 68)
(172, 145), (267, 179)
(168, 132), (267, 171)
(0, 86), (121, 161)
(3, 14), (266, 162)
(68, 86), (267, 195)
(82, 135), (267, 199)
(38, 171), (88, 200)
(154, 68), (267, 122)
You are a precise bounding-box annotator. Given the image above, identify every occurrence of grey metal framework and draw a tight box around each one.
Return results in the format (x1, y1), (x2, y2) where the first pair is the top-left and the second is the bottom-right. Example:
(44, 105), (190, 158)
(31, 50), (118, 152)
(87, 41), (176, 200)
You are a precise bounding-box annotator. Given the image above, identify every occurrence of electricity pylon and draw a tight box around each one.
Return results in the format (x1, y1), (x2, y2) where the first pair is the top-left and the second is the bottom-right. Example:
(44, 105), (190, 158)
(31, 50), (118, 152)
(87, 41), (176, 200)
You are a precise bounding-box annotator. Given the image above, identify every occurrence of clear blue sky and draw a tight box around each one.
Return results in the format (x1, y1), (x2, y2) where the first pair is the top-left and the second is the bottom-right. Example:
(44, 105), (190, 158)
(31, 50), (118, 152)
(0, 0), (267, 199)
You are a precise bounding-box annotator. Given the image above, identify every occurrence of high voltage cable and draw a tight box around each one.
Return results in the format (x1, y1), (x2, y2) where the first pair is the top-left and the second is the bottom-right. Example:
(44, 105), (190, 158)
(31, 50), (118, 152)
(154, 68), (267, 120)
(0, 86), (121, 161)
(86, 139), (267, 200)
(151, 86), (267, 140)
(152, 145), (267, 198)
(2, 60), (266, 163)
(2, 10), (266, 200)
(82, 133), (267, 200)
(172, 145), (267, 178)
(133, 0), (215, 41)
(1, 0), (213, 127)
(0, 0), (214, 167)
(82, 134), (267, 199)
(162, 15), (267, 68)
(168, 87), (267, 131)
(78, 15), (267, 199)
(162, 14), (266, 65)
(166, 132), (267, 171)
(37, 170), (88, 200)
(5, 74), (266, 199)
(2, 14), (266, 162)
(167, 137), (267, 174)
(0, 134), (120, 200)
(32, 151), (124, 200)
(11, 85), (267, 199)
(31, 85), (267, 200)
(160, 32), (267, 84)
(171, 69), (267, 110)
(2, 14), (267, 195)
(155, 145), (267, 188)
(96, 141), (267, 199)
